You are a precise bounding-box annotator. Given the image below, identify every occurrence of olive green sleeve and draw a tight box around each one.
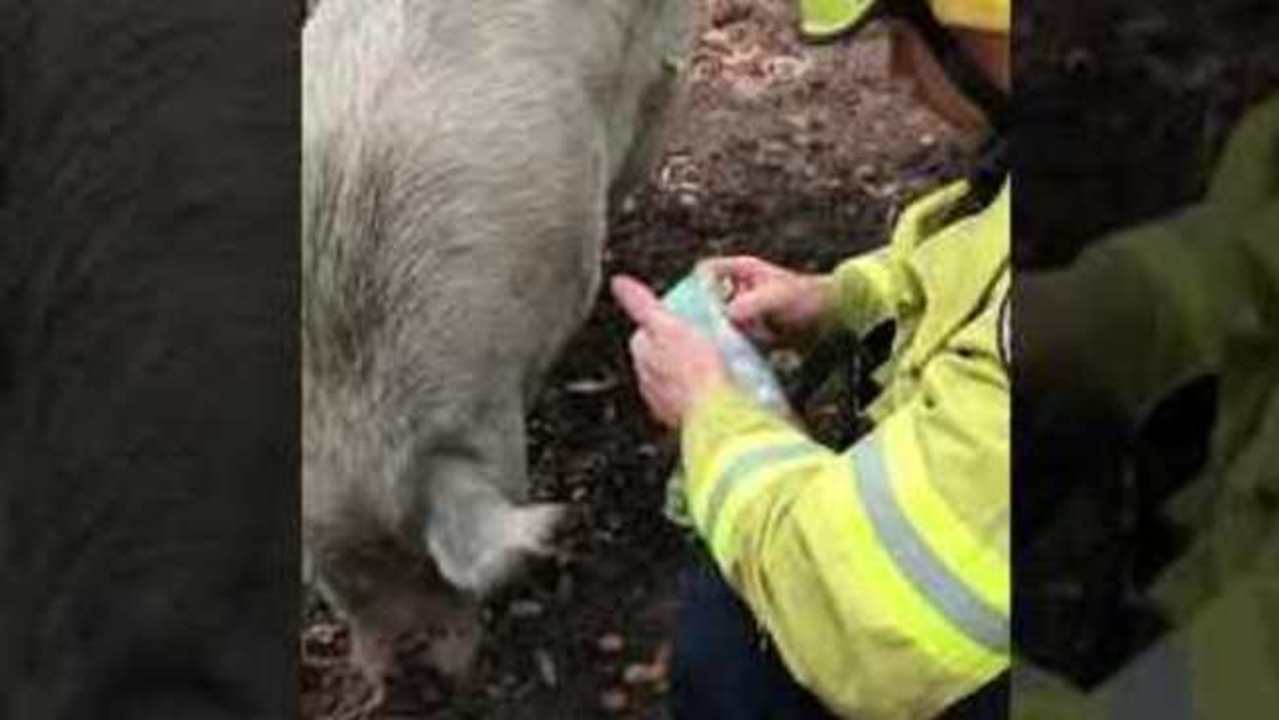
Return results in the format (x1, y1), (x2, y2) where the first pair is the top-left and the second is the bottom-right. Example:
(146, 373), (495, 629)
(1019, 95), (1279, 425)
(1018, 205), (1249, 426)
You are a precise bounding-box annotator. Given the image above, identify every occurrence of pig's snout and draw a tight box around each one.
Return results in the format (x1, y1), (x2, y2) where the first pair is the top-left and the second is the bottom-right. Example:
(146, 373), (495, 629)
(343, 565), (484, 692)
(351, 617), (481, 687)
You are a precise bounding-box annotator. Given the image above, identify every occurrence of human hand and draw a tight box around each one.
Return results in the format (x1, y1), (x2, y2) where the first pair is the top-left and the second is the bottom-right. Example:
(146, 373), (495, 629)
(702, 256), (833, 349)
(611, 274), (730, 429)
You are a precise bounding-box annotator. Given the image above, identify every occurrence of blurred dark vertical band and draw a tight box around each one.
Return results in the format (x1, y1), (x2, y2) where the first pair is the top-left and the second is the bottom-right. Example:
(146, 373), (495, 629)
(1014, 0), (1279, 714)
(1, 1), (299, 718)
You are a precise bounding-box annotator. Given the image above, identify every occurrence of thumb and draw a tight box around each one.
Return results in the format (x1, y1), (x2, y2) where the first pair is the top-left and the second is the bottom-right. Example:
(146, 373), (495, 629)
(611, 274), (672, 329)
(726, 283), (787, 326)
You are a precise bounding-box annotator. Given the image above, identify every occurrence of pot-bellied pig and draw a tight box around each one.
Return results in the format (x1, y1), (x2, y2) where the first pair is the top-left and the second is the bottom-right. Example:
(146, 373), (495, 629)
(302, 0), (690, 685)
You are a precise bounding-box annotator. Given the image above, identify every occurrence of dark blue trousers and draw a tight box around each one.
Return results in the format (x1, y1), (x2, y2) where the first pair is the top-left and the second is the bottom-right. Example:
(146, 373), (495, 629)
(669, 547), (1009, 719)
(669, 549), (838, 720)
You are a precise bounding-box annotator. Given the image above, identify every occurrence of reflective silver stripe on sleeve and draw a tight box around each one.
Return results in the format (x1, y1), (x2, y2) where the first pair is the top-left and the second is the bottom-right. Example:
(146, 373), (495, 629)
(702, 442), (821, 545)
(850, 436), (1010, 653)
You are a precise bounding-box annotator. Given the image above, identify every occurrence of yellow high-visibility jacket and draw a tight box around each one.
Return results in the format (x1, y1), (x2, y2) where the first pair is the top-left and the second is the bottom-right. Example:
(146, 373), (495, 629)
(680, 178), (1011, 719)
(1013, 95), (1279, 719)
(799, 0), (1011, 38)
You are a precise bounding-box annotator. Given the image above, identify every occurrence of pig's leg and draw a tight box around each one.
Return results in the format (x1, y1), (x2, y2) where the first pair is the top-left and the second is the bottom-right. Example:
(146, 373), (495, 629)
(417, 205), (605, 595)
(415, 345), (572, 595)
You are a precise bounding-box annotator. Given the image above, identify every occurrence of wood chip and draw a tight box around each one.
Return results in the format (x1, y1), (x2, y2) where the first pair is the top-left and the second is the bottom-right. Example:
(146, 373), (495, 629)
(653, 641), (672, 675)
(600, 688), (629, 713)
(534, 649), (557, 688)
(623, 662), (659, 685)
(508, 600), (543, 619)
(597, 633), (625, 654)
(565, 376), (619, 395)
(622, 642), (672, 685)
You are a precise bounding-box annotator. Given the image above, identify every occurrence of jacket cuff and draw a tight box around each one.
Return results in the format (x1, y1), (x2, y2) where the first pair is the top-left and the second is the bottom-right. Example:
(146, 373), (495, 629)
(822, 248), (896, 339)
(680, 381), (797, 528)
(813, 273), (844, 342)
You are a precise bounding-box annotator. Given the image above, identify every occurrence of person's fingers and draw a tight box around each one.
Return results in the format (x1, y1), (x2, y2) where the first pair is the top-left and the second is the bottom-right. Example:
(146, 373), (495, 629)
(611, 274), (677, 330)
(725, 282), (789, 326)
(611, 275), (660, 325)
(631, 363), (670, 426)
(704, 256), (772, 287)
(739, 317), (779, 346)
(637, 385), (667, 426)
(632, 333), (688, 397)
(628, 329), (654, 365)
(636, 364), (661, 398)
(631, 332), (669, 384)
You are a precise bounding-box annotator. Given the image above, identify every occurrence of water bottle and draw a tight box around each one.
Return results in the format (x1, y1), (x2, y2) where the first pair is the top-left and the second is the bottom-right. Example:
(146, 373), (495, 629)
(659, 261), (793, 527)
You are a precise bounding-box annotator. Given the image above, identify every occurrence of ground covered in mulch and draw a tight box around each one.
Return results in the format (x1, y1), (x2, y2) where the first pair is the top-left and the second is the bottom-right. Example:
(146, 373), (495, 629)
(299, 1), (962, 717)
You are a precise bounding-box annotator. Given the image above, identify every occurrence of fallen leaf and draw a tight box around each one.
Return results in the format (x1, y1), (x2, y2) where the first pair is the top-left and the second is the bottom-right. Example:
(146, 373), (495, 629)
(535, 649), (558, 688)
(508, 600), (544, 619)
(623, 662), (659, 685)
(600, 688), (629, 713)
(565, 377), (619, 395)
(597, 633), (626, 654)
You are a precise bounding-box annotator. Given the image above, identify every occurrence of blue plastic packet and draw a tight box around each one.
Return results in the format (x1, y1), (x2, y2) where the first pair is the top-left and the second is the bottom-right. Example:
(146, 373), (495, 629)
(659, 261), (793, 527)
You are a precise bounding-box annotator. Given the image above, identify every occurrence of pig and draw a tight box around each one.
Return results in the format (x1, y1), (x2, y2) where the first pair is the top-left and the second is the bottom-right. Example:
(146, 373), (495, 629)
(0, 1), (296, 718)
(301, 0), (691, 689)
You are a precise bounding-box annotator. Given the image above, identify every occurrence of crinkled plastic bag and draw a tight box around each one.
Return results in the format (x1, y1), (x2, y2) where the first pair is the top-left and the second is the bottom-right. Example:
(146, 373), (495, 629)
(659, 261), (793, 527)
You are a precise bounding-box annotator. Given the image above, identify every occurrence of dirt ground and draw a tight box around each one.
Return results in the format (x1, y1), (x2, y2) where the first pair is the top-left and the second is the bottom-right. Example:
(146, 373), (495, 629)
(299, 1), (962, 718)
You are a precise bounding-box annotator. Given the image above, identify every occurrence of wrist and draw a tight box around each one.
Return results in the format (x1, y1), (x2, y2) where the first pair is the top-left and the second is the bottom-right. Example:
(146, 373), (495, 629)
(807, 274), (843, 345)
(682, 374), (733, 427)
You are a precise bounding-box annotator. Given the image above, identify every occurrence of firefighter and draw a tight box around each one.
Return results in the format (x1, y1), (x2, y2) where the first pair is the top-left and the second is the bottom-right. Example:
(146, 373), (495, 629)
(612, 1), (1012, 717)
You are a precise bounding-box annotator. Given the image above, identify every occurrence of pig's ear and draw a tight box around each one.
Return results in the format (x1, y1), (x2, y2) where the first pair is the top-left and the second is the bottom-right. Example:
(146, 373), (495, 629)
(424, 488), (564, 595)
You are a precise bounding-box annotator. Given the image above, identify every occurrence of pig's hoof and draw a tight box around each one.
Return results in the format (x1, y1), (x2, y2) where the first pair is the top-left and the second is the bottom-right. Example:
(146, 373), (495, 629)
(426, 501), (565, 594)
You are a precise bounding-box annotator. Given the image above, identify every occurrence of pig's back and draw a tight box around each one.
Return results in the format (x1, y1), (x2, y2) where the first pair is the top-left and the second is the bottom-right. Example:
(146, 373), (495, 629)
(302, 0), (606, 424)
